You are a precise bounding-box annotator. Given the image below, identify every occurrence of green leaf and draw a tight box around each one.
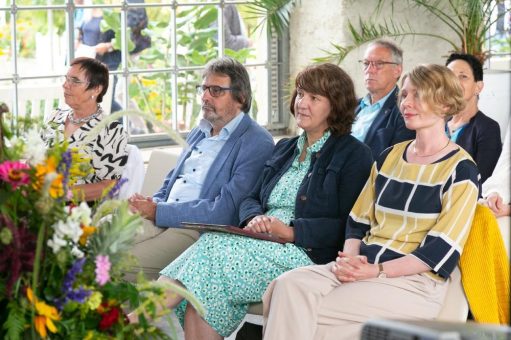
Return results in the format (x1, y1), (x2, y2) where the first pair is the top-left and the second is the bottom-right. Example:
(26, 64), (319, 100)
(3, 301), (25, 340)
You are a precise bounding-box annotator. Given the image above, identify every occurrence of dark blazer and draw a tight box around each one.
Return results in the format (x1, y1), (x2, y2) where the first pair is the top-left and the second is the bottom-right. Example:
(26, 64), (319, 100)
(357, 87), (415, 158)
(153, 114), (275, 227)
(453, 110), (502, 184)
(239, 133), (373, 264)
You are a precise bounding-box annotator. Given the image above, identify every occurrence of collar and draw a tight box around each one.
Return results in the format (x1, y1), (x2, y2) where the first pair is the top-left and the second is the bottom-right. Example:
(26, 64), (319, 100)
(360, 86), (397, 110)
(199, 112), (245, 139)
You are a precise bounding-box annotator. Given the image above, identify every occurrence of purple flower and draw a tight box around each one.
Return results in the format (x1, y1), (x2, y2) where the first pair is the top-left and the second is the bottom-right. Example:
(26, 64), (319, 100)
(55, 257), (91, 310)
(59, 150), (72, 195)
(104, 177), (128, 200)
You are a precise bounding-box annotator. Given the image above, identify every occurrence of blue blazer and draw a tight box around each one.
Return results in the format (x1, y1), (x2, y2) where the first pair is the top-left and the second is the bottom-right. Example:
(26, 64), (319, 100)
(239, 133), (373, 264)
(153, 114), (275, 227)
(357, 87), (415, 158)
(453, 110), (502, 184)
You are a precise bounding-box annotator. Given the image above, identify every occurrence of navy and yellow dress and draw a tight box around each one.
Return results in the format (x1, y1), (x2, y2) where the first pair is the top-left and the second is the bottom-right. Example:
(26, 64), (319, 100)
(160, 131), (373, 336)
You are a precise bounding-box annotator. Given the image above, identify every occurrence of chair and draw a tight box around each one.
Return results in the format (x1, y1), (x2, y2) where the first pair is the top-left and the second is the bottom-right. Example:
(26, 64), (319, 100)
(118, 144), (145, 199)
(140, 149), (180, 196)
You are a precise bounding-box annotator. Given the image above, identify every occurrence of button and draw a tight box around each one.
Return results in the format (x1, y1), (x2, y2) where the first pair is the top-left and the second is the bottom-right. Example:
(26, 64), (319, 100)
(307, 172), (312, 178)
(299, 195), (307, 201)
(175, 198), (180, 202)
(183, 180), (187, 183)
(193, 168), (196, 172)
(315, 152), (321, 158)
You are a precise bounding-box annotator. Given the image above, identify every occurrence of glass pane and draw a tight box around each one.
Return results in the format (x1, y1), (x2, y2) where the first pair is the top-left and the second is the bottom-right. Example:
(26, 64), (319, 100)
(176, 4), (218, 67)
(176, 69), (202, 132)
(16, 9), (68, 77)
(0, 15), (13, 78)
(246, 65), (269, 127)
(129, 5), (172, 70)
(127, 71), (173, 135)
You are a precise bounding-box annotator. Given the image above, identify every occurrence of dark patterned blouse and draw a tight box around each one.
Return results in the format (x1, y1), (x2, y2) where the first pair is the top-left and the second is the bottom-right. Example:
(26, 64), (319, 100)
(44, 108), (128, 184)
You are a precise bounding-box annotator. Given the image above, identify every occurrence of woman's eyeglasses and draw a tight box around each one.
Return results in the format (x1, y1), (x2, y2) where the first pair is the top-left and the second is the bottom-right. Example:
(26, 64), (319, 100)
(62, 75), (89, 87)
(196, 85), (233, 98)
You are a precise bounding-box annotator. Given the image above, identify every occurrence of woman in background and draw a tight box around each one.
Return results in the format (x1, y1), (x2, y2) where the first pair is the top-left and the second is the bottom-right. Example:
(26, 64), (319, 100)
(445, 53), (502, 183)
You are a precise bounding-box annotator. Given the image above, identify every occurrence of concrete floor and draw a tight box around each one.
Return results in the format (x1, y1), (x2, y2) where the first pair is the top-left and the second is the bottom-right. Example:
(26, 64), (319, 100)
(158, 312), (263, 340)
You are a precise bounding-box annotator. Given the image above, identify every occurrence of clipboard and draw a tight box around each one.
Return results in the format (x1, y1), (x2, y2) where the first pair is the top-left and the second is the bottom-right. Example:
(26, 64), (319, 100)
(180, 222), (286, 244)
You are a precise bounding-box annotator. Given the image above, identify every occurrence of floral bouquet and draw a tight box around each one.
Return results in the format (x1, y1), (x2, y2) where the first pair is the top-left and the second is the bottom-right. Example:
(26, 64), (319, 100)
(0, 109), (202, 339)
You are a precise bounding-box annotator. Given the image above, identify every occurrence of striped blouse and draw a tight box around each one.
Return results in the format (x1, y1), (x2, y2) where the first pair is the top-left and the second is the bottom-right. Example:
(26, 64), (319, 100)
(44, 108), (128, 185)
(346, 141), (479, 280)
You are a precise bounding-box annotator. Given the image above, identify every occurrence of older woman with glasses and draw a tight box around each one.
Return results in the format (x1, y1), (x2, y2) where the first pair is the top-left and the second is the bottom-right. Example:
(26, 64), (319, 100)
(128, 63), (373, 339)
(44, 57), (128, 201)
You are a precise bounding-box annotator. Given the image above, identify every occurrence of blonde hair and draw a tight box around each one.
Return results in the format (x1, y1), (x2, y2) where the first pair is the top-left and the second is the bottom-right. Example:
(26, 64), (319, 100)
(401, 64), (465, 118)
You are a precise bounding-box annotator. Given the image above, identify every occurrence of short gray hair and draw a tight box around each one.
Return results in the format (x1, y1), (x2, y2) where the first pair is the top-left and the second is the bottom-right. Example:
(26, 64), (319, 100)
(202, 57), (252, 113)
(369, 39), (403, 64)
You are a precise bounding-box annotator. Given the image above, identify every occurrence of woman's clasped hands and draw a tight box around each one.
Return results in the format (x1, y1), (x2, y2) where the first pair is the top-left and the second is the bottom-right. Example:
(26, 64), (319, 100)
(245, 215), (295, 243)
(331, 251), (379, 283)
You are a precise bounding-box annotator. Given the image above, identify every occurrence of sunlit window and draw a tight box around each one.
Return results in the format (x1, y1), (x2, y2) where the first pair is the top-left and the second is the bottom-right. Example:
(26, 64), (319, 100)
(0, 0), (289, 145)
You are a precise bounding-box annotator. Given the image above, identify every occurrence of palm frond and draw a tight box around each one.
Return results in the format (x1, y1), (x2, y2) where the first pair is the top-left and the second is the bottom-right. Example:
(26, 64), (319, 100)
(246, 0), (299, 36)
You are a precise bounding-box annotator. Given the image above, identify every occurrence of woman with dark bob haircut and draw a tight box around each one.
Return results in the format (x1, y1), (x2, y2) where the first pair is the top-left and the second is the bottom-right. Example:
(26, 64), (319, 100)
(445, 53), (502, 183)
(44, 57), (128, 201)
(128, 63), (373, 339)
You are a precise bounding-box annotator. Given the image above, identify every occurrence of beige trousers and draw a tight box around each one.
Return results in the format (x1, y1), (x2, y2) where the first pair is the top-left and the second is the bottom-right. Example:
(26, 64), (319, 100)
(262, 262), (448, 340)
(126, 218), (199, 280)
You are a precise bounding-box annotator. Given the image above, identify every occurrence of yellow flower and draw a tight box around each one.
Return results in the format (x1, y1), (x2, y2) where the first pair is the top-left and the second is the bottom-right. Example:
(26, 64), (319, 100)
(141, 78), (157, 87)
(34, 156), (64, 198)
(26, 288), (60, 338)
(79, 225), (96, 246)
(148, 91), (158, 100)
(87, 291), (103, 310)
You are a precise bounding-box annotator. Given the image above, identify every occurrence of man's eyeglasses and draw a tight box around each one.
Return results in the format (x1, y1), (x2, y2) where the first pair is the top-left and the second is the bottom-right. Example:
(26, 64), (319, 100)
(196, 85), (234, 98)
(359, 60), (399, 70)
(62, 75), (89, 87)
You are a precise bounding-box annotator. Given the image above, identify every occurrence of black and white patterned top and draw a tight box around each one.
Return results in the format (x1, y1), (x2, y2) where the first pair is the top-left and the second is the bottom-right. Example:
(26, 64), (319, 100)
(44, 108), (128, 185)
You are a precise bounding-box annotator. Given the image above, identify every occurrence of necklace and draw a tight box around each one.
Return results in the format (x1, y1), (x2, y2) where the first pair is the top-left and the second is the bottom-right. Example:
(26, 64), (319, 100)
(68, 105), (103, 125)
(412, 139), (450, 158)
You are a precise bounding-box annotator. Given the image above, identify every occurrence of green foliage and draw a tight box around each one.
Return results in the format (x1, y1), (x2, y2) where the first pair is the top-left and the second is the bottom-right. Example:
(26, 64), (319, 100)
(247, 0), (300, 36)
(3, 300), (25, 340)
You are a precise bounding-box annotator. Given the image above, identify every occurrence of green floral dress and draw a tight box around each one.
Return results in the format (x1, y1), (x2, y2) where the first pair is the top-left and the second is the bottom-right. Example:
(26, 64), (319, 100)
(160, 131), (330, 337)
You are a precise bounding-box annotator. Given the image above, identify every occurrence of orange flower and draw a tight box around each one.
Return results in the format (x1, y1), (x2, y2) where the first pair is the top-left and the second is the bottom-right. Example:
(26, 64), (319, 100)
(79, 225), (96, 246)
(26, 288), (60, 338)
(34, 156), (64, 198)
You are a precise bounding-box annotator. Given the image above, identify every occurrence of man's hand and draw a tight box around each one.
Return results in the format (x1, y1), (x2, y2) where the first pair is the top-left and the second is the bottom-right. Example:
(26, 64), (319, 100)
(245, 215), (295, 243)
(128, 194), (156, 221)
(331, 251), (379, 283)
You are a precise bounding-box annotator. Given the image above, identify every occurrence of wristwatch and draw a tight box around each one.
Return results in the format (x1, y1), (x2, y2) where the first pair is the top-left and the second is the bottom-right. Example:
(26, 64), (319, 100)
(377, 263), (387, 278)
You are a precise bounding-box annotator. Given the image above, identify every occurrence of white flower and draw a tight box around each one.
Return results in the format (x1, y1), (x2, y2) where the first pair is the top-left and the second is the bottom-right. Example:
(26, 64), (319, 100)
(53, 219), (83, 244)
(47, 234), (67, 253)
(24, 128), (47, 165)
(71, 245), (84, 258)
(70, 202), (92, 226)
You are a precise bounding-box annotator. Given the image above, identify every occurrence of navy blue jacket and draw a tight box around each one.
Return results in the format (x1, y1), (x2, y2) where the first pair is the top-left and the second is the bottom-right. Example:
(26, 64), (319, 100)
(357, 87), (415, 158)
(239, 133), (373, 264)
(453, 110), (502, 184)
